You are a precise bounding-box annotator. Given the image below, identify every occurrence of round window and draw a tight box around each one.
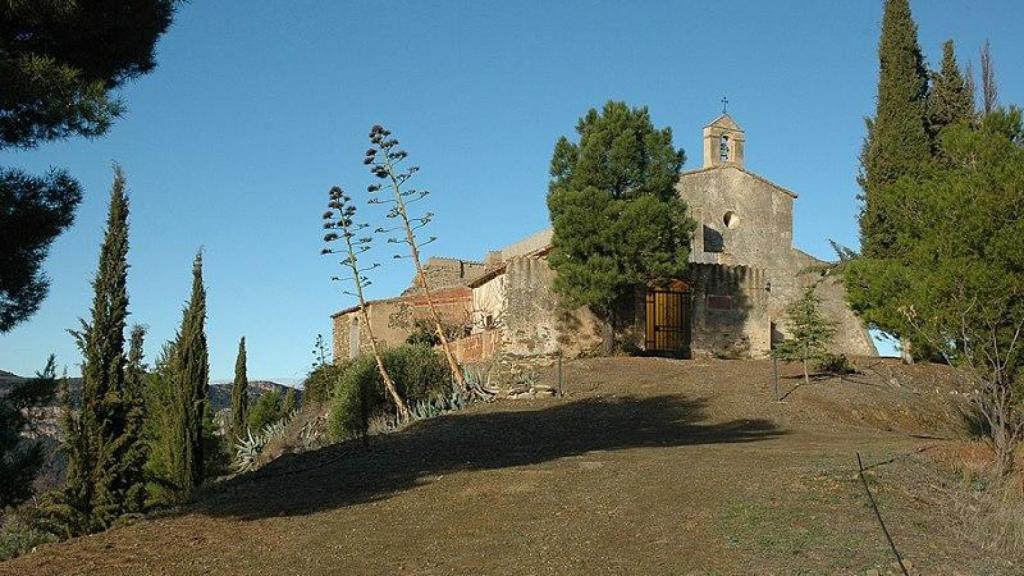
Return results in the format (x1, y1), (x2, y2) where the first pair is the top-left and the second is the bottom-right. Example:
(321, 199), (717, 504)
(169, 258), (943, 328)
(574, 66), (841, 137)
(723, 211), (739, 229)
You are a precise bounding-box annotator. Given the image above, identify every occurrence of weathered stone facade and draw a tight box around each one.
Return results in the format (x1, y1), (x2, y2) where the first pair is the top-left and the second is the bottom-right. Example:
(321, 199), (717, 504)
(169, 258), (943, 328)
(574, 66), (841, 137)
(471, 252), (603, 362)
(677, 114), (875, 357)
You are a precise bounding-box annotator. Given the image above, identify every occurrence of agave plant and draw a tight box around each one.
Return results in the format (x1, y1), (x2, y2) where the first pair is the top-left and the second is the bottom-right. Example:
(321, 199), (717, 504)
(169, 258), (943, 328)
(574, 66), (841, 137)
(463, 366), (498, 400)
(233, 428), (264, 473)
(232, 412), (299, 473)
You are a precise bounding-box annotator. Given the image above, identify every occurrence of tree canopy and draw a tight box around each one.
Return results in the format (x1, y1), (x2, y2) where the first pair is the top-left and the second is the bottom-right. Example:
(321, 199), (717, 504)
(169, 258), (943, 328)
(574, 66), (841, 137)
(0, 0), (177, 333)
(547, 101), (695, 320)
(848, 109), (1024, 473)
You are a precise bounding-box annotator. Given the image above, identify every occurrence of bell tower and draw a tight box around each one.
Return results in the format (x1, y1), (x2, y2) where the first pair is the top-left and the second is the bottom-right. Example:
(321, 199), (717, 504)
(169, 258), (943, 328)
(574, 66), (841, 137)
(702, 114), (745, 169)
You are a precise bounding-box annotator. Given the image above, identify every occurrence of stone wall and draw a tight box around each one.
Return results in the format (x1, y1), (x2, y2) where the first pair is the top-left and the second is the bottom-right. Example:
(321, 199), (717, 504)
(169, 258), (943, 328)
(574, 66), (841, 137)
(688, 264), (771, 358)
(408, 257), (487, 292)
(471, 272), (506, 331)
(493, 255), (603, 362)
(331, 287), (474, 361)
(677, 165), (795, 269)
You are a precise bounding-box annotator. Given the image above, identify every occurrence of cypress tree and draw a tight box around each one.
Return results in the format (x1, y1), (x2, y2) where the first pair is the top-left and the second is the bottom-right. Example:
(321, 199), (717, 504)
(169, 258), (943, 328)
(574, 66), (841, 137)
(231, 336), (249, 440)
(174, 251), (209, 497)
(927, 40), (975, 138)
(60, 168), (147, 534)
(116, 325), (149, 515)
(141, 342), (184, 505)
(859, 0), (930, 258)
(281, 388), (297, 417)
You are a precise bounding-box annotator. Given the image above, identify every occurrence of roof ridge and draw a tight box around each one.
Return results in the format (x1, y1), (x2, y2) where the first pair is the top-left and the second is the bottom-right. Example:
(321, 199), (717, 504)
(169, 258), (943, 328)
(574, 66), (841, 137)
(679, 165), (798, 199)
(425, 256), (486, 265)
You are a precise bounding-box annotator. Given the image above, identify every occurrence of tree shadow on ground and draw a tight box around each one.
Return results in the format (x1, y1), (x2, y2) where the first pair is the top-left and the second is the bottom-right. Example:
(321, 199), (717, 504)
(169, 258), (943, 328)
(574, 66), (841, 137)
(199, 394), (784, 521)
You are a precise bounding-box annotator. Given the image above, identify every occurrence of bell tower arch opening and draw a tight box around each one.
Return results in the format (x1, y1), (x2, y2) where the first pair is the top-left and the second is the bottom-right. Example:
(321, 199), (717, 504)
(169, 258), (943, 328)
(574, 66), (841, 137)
(702, 113), (745, 169)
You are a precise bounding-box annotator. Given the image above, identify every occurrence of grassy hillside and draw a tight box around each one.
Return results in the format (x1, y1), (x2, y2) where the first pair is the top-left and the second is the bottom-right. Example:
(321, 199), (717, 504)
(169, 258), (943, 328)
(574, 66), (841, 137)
(1, 357), (1019, 575)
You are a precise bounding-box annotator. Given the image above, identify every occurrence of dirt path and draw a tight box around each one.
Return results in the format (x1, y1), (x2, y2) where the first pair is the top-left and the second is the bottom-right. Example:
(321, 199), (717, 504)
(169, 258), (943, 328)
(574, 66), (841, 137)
(2, 358), (1016, 575)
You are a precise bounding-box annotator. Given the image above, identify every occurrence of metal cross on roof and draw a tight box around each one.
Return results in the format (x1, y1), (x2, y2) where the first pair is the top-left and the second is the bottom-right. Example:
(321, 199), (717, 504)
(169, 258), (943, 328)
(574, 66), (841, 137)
(721, 96), (729, 115)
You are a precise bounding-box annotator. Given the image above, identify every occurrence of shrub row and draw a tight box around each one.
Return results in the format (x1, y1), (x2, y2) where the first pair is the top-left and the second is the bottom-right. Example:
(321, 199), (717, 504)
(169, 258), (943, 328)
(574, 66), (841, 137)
(306, 344), (451, 440)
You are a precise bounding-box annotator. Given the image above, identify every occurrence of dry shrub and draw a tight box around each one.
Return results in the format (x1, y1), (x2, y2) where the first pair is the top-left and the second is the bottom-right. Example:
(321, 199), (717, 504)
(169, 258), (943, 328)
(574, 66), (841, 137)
(932, 441), (1024, 557)
(954, 478), (1024, 556)
(257, 407), (330, 467)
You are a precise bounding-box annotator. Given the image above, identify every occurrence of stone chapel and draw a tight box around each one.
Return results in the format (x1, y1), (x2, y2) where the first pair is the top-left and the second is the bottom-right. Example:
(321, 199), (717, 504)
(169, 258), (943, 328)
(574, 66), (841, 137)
(332, 114), (876, 364)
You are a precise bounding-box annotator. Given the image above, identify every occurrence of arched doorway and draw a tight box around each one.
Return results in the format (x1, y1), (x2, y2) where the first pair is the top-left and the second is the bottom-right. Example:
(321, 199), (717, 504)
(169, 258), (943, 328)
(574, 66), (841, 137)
(644, 280), (692, 357)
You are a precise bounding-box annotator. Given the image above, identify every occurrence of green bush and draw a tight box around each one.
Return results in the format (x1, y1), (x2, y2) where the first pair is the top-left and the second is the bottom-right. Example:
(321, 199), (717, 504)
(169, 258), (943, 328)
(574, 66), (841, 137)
(0, 509), (58, 561)
(329, 344), (451, 440)
(247, 390), (282, 432)
(405, 319), (440, 347)
(302, 363), (345, 405)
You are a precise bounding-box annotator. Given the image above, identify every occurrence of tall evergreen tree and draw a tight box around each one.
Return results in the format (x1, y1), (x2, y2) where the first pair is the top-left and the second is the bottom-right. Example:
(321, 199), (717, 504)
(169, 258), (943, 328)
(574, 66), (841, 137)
(927, 40), (975, 138)
(141, 342), (181, 505)
(58, 169), (146, 534)
(849, 0), (932, 361)
(231, 336), (249, 440)
(281, 388), (297, 416)
(858, 0), (930, 259)
(174, 252), (209, 497)
(547, 101), (694, 349)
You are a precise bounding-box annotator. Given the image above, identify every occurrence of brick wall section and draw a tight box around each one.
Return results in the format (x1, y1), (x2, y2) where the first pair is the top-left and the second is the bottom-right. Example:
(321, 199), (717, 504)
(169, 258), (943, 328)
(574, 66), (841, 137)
(448, 329), (503, 364)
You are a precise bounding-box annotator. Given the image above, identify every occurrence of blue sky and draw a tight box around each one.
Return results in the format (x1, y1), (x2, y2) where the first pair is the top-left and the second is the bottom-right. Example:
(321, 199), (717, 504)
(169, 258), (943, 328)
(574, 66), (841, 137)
(2, 1), (1022, 380)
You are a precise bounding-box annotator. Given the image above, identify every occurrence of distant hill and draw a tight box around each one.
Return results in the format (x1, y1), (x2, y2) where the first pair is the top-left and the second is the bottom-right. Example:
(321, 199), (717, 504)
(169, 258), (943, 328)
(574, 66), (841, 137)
(209, 380), (301, 412)
(1, 370), (299, 412)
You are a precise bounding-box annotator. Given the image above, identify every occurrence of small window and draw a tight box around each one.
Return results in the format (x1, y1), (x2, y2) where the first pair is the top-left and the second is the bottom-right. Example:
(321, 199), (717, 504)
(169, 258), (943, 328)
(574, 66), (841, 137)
(723, 211), (738, 229)
(703, 225), (724, 253)
(719, 135), (730, 161)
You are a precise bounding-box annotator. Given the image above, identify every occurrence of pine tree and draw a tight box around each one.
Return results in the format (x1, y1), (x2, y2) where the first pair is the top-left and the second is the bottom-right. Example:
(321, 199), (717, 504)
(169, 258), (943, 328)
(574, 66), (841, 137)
(927, 40), (975, 138)
(1, 1), (176, 332)
(773, 286), (837, 386)
(230, 336), (249, 440)
(59, 168), (147, 534)
(174, 252), (209, 497)
(859, 0), (930, 259)
(876, 111), (1024, 474)
(547, 101), (694, 349)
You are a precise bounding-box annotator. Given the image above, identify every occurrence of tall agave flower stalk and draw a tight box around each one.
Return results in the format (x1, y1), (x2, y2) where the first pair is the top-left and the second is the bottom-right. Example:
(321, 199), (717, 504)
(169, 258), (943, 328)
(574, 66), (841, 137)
(364, 124), (467, 391)
(322, 186), (410, 420)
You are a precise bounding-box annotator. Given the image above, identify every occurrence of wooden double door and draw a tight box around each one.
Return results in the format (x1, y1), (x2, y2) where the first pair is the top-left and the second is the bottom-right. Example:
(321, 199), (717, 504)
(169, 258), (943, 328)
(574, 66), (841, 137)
(644, 282), (692, 357)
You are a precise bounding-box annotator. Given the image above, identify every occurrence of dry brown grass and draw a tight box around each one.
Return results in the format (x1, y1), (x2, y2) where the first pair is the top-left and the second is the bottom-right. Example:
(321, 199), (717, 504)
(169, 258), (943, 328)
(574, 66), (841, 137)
(2, 357), (1020, 575)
